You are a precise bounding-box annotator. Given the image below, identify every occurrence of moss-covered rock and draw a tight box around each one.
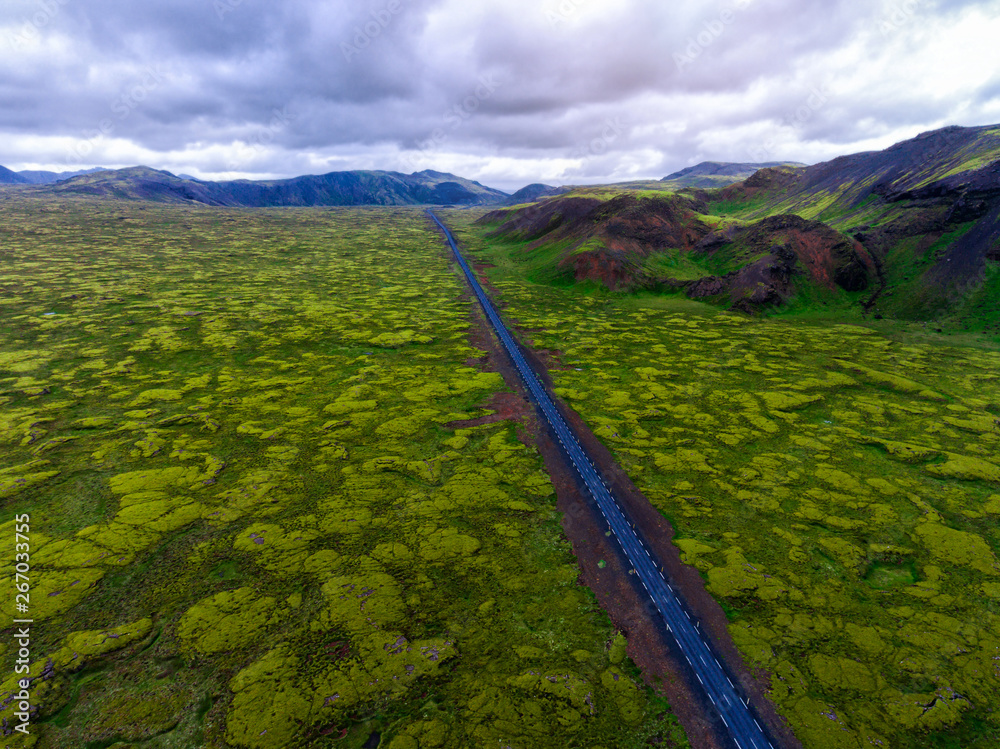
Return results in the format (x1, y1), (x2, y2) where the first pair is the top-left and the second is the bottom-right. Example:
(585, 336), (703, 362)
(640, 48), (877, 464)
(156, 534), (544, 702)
(913, 521), (1000, 575)
(227, 645), (312, 748)
(926, 454), (1000, 483)
(128, 388), (183, 407)
(761, 392), (824, 411)
(0, 462), (61, 499)
(26, 568), (105, 620)
(807, 654), (877, 693)
(600, 667), (645, 726)
(177, 588), (279, 654)
(608, 633), (627, 665)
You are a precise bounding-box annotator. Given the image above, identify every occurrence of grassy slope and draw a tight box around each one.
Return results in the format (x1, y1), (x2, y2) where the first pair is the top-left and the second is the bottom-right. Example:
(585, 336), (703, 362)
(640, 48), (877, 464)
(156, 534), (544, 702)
(701, 129), (1000, 333)
(442, 207), (1000, 749)
(709, 186), (1000, 334)
(0, 197), (688, 749)
(477, 191), (875, 318)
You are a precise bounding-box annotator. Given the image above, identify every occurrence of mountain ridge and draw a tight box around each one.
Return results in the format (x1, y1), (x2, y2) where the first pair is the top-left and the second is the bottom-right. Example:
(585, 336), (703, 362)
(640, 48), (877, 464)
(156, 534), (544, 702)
(3, 166), (511, 207)
(15, 167), (107, 184)
(662, 160), (808, 188)
(0, 165), (30, 184)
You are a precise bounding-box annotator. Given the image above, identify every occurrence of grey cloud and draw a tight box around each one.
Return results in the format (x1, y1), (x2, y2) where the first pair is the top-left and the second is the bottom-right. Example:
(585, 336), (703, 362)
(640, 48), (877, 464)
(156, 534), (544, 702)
(0, 0), (997, 186)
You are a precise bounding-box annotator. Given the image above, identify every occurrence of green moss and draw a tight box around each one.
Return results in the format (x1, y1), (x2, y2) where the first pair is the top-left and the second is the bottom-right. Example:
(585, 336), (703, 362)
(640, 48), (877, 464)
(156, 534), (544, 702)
(884, 687), (972, 731)
(608, 633), (627, 665)
(0, 202), (695, 749)
(0, 462), (61, 498)
(115, 493), (206, 534)
(28, 568), (106, 620)
(815, 467), (866, 495)
(926, 454), (1000, 484)
(985, 495), (1000, 514)
(177, 587), (279, 654)
(128, 388), (183, 407)
(417, 528), (481, 562)
(808, 654), (877, 692)
(72, 417), (114, 429)
(87, 689), (187, 741)
(227, 645), (312, 748)
(441, 204), (1000, 749)
(600, 667), (645, 726)
(108, 455), (225, 494)
(865, 563), (917, 590)
(65, 618), (153, 659)
(833, 359), (944, 400)
(761, 392), (824, 411)
(913, 521), (1000, 575)
(864, 438), (941, 463)
(233, 522), (320, 574)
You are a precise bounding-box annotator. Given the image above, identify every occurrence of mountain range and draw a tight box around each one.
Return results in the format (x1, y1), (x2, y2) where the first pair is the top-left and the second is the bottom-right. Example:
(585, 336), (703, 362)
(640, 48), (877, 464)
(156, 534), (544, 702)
(0, 166), (107, 185)
(0, 162), (796, 205)
(0, 166), (509, 206)
(0, 165), (29, 184)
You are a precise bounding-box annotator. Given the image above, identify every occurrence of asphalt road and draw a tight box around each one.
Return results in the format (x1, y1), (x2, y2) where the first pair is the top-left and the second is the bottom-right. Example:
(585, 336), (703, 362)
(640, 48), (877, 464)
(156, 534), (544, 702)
(429, 210), (777, 749)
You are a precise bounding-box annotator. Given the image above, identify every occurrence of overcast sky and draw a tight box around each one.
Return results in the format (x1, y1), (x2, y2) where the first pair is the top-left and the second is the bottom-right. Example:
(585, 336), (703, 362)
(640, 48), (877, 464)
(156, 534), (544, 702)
(2, 0), (999, 192)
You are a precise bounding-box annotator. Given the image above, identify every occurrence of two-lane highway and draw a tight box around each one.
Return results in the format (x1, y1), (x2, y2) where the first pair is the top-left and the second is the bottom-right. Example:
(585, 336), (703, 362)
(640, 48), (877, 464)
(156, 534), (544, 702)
(429, 210), (777, 749)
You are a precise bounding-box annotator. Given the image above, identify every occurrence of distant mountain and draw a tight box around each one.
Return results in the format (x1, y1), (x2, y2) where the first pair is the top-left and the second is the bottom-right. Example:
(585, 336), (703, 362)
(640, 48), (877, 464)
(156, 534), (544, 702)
(16, 167), (107, 184)
(507, 183), (572, 205)
(0, 165), (30, 184)
(44, 166), (509, 206)
(662, 161), (807, 188)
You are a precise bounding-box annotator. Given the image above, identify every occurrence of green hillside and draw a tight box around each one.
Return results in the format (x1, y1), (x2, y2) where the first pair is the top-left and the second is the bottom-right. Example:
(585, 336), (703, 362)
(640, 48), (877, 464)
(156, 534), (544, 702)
(473, 125), (1000, 337)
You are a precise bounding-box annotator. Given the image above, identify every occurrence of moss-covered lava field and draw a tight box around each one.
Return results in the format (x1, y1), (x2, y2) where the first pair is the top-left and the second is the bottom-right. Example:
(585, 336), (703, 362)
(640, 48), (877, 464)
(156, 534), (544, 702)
(442, 208), (1000, 749)
(0, 197), (688, 748)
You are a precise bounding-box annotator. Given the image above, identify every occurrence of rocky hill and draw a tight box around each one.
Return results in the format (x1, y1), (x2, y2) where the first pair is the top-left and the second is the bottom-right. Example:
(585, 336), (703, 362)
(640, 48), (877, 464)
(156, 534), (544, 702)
(711, 124), (1000, 323)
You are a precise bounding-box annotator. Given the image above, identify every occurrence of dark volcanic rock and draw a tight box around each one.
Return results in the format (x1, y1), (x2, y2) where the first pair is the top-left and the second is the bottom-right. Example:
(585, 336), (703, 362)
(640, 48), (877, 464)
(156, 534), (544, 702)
(686, 276), (727, 298)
